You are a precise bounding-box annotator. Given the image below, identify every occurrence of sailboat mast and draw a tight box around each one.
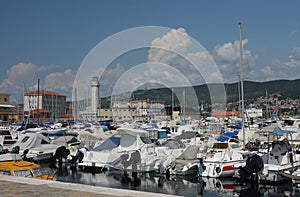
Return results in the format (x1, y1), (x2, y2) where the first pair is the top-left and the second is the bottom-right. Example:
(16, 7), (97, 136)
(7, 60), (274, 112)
(266, 89), (269, 119)
(171, 88), (174, 120)
(37, 78), (40, 125)
(238, 22), (246, 147)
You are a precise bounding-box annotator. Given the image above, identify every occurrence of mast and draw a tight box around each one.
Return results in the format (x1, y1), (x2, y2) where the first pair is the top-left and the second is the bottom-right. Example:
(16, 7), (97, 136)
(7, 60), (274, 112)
(238, 22), (246, 148)
(74, 87), (78, 122)
(22, 82), (25, 123)
(182, 88), (186, 121)
(37, 78), (40, 125)
(171, 88), (174, 120)
(266, 89), (269, 119)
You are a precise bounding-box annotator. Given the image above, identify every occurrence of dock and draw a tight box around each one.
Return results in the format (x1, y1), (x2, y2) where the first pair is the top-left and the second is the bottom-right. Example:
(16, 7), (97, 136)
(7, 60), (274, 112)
(0, 175), (180, 197)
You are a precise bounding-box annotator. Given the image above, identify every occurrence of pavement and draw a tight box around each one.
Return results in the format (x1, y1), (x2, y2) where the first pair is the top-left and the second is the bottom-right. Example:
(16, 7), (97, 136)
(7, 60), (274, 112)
(0, 175), (181, 197)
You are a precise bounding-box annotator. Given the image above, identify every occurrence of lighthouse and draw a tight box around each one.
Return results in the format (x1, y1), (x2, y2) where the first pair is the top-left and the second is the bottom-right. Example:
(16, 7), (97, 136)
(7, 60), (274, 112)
(91, 77), (100, 116)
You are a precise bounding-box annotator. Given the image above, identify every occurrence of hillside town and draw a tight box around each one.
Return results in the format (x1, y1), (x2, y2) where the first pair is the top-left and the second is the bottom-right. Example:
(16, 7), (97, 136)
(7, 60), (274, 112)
(0, 79), (299, 124)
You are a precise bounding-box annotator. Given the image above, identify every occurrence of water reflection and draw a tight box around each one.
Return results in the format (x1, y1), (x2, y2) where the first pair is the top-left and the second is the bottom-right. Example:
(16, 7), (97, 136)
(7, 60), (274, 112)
(41, 164), (298, 197)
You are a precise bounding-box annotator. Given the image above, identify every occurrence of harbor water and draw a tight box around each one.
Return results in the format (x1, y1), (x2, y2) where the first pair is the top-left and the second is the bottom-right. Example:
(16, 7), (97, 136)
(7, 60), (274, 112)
(40, 163), (300, 197)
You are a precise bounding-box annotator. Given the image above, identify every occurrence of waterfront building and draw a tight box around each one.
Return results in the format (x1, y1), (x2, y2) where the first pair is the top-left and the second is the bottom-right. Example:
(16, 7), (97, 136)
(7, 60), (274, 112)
(23, 90), (66, 121)
(0, 93), (17, 123)
(100, 99), (166, 122)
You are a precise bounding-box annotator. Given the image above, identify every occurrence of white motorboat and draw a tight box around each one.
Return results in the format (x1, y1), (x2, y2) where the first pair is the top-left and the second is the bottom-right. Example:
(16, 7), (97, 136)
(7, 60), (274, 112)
(14, 132), (60, 161)
(79, 127), (159, 172)
(260, 134), (300, 183)
(167, 144), (200, 176)
(199, 149), (245, 178)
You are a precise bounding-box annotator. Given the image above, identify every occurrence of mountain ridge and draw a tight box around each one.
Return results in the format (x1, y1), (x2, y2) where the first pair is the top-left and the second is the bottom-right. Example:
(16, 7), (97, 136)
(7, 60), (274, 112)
(101, 79), (300, 108)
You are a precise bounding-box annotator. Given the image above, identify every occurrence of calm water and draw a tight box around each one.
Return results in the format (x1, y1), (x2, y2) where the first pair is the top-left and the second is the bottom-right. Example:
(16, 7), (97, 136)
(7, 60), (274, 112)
(40, 163), (299, 197)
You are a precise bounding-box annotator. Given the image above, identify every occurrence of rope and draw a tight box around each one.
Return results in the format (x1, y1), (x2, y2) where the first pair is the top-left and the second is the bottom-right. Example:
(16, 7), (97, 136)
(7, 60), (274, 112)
(278, 170), (300, 180)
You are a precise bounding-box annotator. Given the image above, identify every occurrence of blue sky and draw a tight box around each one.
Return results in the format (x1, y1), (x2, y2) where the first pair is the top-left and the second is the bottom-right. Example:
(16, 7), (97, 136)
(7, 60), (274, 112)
(1, 1), (300, 103)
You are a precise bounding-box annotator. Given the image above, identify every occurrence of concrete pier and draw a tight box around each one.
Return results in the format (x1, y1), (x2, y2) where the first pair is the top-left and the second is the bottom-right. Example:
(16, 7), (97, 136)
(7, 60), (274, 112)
(0, 175), (180, 197)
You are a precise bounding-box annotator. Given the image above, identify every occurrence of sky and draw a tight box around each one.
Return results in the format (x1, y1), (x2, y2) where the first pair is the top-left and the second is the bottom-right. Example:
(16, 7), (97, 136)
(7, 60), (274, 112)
(0, 0), (300, 104)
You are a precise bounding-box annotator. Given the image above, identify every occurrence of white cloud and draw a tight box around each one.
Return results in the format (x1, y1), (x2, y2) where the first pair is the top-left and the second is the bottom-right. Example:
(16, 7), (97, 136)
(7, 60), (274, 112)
(0, 63), (37, 90)
(260, 66), (274, 75)
(289, 29), (298, 38)
(44, 69), (75, 91)
(147, 28), (216, 85)
(270, 47), (300, 80)
(211, 39), (258, 81)
(37, 65), (58, 72)
(147, 28), (266, 84)
(148, 28), (191, 64)
(0, 62), (75, 104)
(285, 47), (300, 67)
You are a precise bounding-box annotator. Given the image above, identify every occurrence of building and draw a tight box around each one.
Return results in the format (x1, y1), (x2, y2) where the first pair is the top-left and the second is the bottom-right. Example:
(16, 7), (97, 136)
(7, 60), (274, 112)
(24, 90), (66, 121)
(0, 93), (17, 123)
(246, 104), (263, 119)
(106, 99), (166, 122)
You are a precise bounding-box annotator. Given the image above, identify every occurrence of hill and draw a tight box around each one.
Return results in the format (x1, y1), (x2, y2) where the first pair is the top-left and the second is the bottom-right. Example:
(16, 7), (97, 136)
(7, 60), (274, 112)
(100, 79), (300, 108)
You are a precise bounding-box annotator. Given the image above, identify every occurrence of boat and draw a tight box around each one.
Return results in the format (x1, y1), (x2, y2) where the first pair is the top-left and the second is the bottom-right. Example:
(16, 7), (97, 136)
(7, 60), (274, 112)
(78, 127), (159, 173)
(259, 132), (300, 183)
(0, 150), (56, 180)
(199, 148), (245, 178)
(155, 139), (199, 176)
(281, 117), (300, 132)
(71, 122), (114, 148)
(166, 144), (200, 176)
(14, 132), (61, 162)
(198, 128), (245, 178)
(0, 128), (17, 149)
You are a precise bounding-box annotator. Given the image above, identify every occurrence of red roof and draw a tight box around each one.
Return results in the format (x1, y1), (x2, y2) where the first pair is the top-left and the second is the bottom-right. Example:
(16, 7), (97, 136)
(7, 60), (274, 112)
(30, 109), (50, 114)
(26, 90), (66, 97)
(60, 113), (77, 118)
(212, 111), (240, 116)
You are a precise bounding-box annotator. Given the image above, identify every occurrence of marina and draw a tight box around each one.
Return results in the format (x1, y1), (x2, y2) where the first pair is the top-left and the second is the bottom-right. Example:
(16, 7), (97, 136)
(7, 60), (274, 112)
(1, 1), (300, 196)
(38, 162), (299, 196)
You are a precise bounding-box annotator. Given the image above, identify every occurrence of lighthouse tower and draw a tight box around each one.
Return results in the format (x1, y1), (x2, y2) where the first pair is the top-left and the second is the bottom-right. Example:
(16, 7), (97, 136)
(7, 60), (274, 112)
(91, 77), (100, 115)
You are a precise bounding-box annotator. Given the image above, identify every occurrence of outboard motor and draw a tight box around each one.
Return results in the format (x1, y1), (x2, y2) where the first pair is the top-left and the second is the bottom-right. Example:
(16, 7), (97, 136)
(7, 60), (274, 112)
(238, 154), (264, 180)
(21, 149), (30, 161)
(11, 146), (20, 154)
(54, 146), (70, 166)
(69, 147), (88, 164)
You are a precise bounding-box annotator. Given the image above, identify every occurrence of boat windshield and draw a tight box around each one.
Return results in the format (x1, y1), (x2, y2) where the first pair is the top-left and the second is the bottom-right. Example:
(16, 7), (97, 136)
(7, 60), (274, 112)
(32, 167), (44, 176)
(0, 170), (11, 175)
(14, 169), (33, 177)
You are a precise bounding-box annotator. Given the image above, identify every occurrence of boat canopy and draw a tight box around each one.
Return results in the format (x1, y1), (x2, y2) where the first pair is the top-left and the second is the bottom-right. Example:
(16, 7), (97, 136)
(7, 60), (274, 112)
(219, 131), (239, 142)
(117, 128), (150, 150)
(117, 128), (148, 137)
(274, 129), (295, 135)
(93, 136), (120, 151)
(161, 139), (185, 149)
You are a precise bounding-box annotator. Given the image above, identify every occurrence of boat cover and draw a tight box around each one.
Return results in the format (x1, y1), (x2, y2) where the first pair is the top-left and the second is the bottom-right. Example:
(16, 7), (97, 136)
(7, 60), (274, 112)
(219, 131), (239, 142)
(93, 136), (120, 151)
(14, 133), (59, 151)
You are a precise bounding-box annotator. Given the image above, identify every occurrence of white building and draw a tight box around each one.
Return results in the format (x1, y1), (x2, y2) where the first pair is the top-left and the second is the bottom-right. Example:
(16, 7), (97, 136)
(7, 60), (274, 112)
(246, 104), (263, 119)
(108, 99), (166, 122)
(24, 90), (66, 120)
